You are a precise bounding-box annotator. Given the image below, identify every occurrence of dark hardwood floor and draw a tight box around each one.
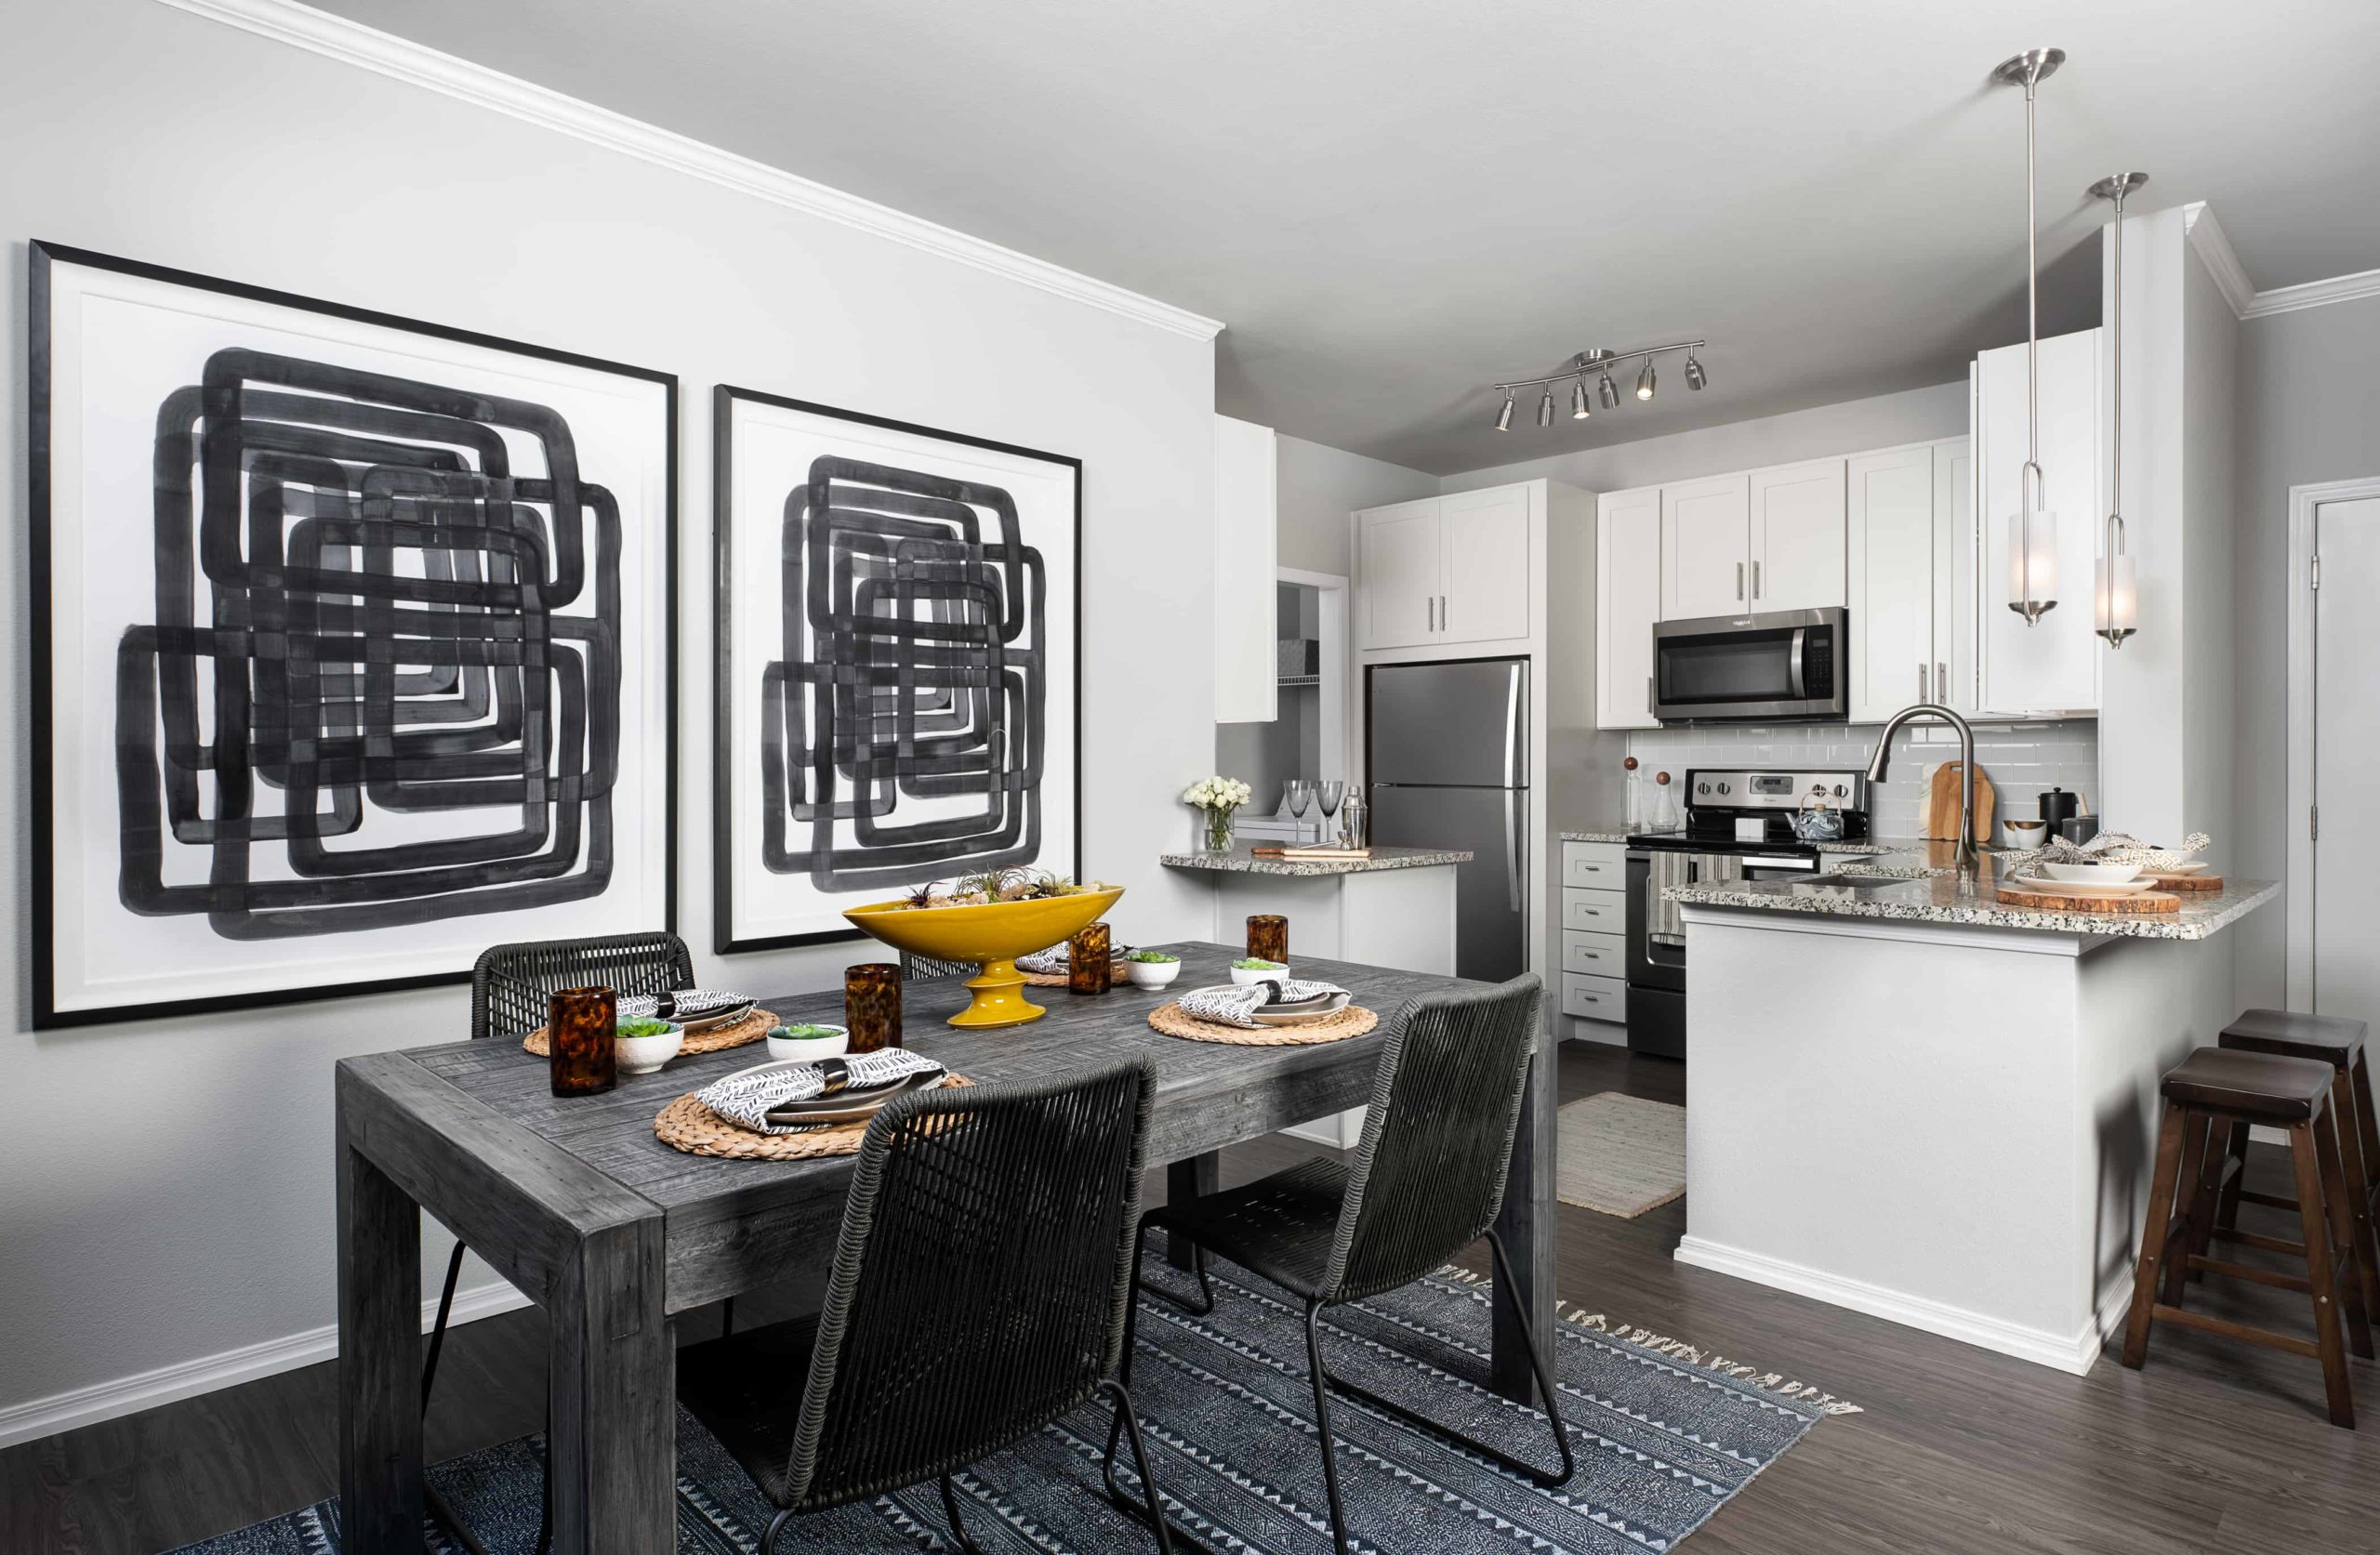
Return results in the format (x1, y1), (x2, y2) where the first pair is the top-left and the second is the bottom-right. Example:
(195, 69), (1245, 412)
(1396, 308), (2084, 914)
(7, 1039), (2378, 1553)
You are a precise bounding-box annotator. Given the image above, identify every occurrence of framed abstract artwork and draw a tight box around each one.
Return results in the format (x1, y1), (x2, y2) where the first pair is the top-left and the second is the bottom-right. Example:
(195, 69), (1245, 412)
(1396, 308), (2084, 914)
(30, 243), (677, 1027)
(712, 387), (1080, 953)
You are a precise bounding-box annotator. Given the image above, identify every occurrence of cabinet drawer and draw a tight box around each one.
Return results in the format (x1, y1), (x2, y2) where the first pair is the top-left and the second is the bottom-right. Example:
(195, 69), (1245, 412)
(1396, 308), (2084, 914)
(1561, 889), (1624, 932)
(1562, 930), (1626, 976)
(1562, 841), (1627, 888)
(1561, 972), (1627, 1023)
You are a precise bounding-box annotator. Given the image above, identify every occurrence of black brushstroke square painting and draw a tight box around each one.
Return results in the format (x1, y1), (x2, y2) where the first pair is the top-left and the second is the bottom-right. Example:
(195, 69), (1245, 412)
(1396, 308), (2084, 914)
(31, 244), (675, 1026)
(713, 389), (1079, 953)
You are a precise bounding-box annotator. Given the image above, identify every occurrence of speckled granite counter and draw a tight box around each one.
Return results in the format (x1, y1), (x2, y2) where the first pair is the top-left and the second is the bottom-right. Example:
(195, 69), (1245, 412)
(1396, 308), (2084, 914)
(1160, 844), (1473, 877)
(1559, 826), (1637, 845)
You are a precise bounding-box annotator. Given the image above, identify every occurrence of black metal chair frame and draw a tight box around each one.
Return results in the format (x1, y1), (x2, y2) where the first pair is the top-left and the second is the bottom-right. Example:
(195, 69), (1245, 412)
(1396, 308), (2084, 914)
(1103, 976), (1572, 1555)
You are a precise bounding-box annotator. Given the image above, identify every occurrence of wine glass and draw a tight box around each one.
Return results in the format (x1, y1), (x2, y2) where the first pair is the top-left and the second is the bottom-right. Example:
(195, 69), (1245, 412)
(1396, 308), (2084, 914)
(1316, 780), (1345, 820)
(1285, 780), (1313, 819)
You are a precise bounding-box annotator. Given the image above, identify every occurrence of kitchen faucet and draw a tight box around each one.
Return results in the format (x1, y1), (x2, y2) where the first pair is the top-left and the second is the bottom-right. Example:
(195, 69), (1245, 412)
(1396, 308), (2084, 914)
(1865, 703), (1979, 873)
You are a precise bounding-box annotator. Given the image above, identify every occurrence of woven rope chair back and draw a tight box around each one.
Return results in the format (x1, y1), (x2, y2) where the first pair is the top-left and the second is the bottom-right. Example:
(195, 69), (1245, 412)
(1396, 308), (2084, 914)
(780, 1056), (1157, 1511)
(1322, 974), (1544, 1304)
(469, 932), (695, 1040)
(899, 951), (975, 982)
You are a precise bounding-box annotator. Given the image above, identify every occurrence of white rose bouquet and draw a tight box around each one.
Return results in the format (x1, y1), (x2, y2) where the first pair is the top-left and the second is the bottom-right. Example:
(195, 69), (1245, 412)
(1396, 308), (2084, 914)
(1183, 774), (1254, 852)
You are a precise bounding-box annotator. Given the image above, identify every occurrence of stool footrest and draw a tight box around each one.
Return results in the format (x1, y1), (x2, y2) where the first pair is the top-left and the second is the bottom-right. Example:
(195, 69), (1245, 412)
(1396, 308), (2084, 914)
(2149, 1302), (2322, 1360)
(2240, 1189), (2299, 1212)
(2186, 1253), (2313, 1295)
(2211, 1225), (2308, 1258)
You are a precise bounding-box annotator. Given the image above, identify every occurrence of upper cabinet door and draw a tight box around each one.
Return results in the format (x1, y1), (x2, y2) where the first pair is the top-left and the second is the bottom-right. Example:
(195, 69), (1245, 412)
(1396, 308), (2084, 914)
(1933, 438), (1973, 713)
(1976, 328), (2100, 715)
(1845, 446), (1936, 722)
(1749, 459), (1846, 613)
(1212, 415), (1278, 723)
(1354, 498), (1442, 651)
(1438, 484), (1532, 645)
(1596, 486), (1662, 729)
(1660, 474), (1752, 621)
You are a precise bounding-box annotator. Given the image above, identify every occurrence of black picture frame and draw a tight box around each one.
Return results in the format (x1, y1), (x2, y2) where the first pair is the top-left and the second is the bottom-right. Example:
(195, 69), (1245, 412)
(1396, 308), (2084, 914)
(29, 241), (679, 1028)
(711, 384), (1083, 955)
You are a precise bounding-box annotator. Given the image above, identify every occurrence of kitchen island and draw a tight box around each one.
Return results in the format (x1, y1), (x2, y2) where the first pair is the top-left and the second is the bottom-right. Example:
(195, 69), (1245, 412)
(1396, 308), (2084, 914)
(1669, 849), (2279, 1374)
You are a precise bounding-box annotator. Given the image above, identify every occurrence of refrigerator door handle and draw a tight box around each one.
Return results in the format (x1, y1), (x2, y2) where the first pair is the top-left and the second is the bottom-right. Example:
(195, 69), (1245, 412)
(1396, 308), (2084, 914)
(1504, 788), (1524, 913)
(1502, 665), (1524, 789)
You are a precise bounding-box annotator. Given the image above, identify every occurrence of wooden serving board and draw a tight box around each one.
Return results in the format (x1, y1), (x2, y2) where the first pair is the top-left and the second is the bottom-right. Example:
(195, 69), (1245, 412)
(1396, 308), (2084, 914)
(2145, 871), (2223, 893)
(1994, 881), (2181, 914)
(1924, 762), (1997, 842)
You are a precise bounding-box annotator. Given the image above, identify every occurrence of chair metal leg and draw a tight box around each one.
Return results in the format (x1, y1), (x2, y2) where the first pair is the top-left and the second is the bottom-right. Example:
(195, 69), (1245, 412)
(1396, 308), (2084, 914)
(1094, 1378), (1178, 1555)
(1137, 1219), (1215, 1316)
(760, 1507), (795, 1555)
(938, 1473), (990, 1555)
(421, 1241), (469, 1408)
(1302, 1300), (1354, 1555)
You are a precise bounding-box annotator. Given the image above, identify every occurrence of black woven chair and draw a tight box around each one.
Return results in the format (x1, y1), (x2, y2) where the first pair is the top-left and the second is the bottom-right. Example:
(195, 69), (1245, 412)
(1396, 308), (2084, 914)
(899, 950), (976, 982)
(675, 1057), (1174, 1555)
(1109, 974), (1568, 1555)
(425, 932), (694, 1555)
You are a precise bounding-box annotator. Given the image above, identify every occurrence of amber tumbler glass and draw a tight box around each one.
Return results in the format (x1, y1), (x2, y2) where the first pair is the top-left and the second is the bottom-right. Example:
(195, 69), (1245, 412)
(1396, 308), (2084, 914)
(845, 964), (903, 1052)
(549, 986), (617, 1098)
(1068, 923), (1113, 995)
(1246, 914), (1289, 965)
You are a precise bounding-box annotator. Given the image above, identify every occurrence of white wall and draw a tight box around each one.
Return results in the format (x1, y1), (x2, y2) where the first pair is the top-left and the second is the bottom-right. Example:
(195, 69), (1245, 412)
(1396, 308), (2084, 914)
(1275, 432), (1435, 575)
(0, 0), (1219, 1436)
(1437, 381), (1968, 496)
(2232, 289), (2380, 1008)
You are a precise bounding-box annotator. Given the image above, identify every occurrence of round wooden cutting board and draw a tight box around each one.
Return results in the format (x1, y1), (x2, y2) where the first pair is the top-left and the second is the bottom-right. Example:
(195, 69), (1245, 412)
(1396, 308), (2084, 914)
(1994, 880), (2182, 915)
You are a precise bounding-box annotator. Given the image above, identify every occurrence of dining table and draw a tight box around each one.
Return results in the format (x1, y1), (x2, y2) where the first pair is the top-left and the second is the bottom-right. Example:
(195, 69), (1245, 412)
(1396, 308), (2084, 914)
(335, 942), (1558, 1554)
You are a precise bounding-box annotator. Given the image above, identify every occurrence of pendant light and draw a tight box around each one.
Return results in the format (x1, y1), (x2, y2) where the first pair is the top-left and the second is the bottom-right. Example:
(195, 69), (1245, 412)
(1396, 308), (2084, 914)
(2091, 171), (2147, 648)
(1494, 389), (1514, 431)
(1994, 47), (2065, 625)
(1536, 386), (1555, 427)
(1571, 377), (1593, 419)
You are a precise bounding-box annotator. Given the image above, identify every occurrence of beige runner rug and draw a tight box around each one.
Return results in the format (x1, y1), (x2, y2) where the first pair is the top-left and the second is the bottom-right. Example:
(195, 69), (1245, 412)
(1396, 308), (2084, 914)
(1556, 1091), (1686, 1218)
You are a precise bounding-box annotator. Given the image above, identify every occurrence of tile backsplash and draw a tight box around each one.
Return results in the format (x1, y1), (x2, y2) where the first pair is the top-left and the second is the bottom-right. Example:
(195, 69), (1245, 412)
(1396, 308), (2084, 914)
(1622, 719), (2099, 840)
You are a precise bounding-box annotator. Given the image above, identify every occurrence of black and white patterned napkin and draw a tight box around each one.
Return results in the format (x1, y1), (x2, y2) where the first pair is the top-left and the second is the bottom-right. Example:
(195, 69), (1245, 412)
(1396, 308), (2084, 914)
(696, 1049), (948, 1135)
(618, 988), (749, 1022)
(1176, 980), (1347, 1030)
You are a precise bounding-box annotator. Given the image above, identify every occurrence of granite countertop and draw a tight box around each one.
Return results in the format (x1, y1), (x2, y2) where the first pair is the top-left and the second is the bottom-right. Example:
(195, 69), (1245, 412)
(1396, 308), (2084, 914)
(1559, 825), (1635, 844)
(1160, 844), (1474, 877)
(1668, 849), (2277, 942)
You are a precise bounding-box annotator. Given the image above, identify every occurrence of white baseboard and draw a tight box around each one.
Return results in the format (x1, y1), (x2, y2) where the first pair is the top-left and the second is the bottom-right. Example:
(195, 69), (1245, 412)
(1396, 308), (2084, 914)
(1674, 1235), (2132, 1377)
(0, 1279), (532, 1452)
(1282, 1107), (1368, 1149)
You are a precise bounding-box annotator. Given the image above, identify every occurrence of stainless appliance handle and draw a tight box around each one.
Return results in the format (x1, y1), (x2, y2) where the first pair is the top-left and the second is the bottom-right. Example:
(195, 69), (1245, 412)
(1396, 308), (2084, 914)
(1646, 674), (1656, 717)
(1736, 561), (1745, 600)
(1789, 627), (1807, 698)
(1740, 854), (1820, 871)
(1502, 664), (1523, 789)
(1503, 788), (1524, 913)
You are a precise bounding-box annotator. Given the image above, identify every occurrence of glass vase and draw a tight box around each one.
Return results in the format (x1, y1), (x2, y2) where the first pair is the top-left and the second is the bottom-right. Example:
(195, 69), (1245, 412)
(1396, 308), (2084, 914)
(1200, 808), (1236, 853)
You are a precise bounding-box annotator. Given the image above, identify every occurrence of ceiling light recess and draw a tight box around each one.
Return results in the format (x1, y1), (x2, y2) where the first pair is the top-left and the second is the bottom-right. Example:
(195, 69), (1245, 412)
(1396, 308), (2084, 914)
(1488, 341), (1707, 431)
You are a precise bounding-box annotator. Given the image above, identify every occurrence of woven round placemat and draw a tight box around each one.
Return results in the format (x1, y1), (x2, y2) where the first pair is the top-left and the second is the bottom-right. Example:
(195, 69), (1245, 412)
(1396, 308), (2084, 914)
(654, 1074), (975, 1160)
(1146, 1002), (1378, 1047)
(522, 1006), (781, 1058)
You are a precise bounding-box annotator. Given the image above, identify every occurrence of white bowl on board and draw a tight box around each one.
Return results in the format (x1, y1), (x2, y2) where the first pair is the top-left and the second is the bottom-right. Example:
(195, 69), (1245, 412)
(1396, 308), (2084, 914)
(2041, 862), (2148, 885)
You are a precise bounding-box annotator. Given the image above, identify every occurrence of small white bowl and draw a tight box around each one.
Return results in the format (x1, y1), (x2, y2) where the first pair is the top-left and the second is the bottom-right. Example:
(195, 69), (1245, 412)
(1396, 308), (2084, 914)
(766, 1023), (851, 1062)
(1230, 961), (1289, 987)
(2040, 861), (2147, 885)
(614, 1022), (685, 1075)
(2002, 819), (2050, 850)
(1125, 957), (1182, 990)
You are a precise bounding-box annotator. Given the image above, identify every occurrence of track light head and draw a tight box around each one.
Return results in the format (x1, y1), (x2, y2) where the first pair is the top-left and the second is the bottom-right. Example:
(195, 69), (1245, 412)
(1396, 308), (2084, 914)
(1597, 373), (1619, 409)
(1571, 378), (1592, 419)
(1494, 390), (1514, 431)
(1685, 354), (1708, 391)
(1537, 387), (1555, 427)
(1635, 360), (1656, 401)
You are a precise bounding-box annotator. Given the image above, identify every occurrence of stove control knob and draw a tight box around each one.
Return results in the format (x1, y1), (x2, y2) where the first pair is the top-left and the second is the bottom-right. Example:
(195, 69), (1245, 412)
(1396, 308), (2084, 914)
(1697, 781), (1711, 795)
(1833, 783), (1847, 797)
(1717, 782), (1732, 795)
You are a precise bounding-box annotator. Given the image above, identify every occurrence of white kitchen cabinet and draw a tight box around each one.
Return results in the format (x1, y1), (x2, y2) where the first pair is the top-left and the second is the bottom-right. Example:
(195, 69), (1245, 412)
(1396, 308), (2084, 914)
(1973, 328), (2101, 716)
(1660, 474), (1752, 620)
(1353, 497), (1439, 650)
(1933, 439), (1973, 713)
(1594, 486), (1661, 729)
(1353, 484), (1535, 652)
(1846, 439), (1974, 723)
(1749, 459), (1846, 612)
(1213, 414), (1279, 721)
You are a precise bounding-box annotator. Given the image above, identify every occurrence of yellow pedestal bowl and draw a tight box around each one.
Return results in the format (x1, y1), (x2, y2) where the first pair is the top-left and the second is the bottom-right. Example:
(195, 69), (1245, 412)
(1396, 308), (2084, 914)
(843, 887), (1126, 1029)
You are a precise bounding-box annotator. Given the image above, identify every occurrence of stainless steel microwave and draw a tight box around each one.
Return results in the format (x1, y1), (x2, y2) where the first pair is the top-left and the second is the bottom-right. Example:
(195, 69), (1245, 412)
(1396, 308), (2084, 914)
(1651, 607), (1847, 724)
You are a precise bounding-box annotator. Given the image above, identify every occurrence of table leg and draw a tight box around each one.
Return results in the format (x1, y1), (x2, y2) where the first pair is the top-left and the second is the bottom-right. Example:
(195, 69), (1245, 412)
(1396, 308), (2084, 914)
(547, 1218), (673, 1555)
(338, 1104), (422, 1555)
(1490, 1027), (1558, 1403)
(1166, 1153), (1221, 1272)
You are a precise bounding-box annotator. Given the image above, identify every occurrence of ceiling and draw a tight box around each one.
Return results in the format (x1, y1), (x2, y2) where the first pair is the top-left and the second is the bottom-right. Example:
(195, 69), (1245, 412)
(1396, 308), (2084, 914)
(305, 0), (2380, 474)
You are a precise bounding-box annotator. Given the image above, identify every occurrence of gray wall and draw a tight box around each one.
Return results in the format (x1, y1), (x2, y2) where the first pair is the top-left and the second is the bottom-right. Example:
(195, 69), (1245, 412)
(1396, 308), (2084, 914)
(0, 0), (1219, 1433)
(2232, 289), (2380, 1008)
(1276, 432), (1435, 575)
(1437, 380), (1969, 494)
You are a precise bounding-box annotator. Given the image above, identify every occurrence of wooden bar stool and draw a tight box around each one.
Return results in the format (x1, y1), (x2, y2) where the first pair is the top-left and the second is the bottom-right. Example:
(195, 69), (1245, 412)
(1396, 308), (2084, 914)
(2215, 1009), (2380, 1320)
(2122, 1047), (2372, 1429)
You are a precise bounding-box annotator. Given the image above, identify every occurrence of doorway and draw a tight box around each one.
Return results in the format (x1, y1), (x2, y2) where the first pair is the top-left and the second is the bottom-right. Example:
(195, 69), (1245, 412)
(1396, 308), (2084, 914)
(2287, 479), (2380, 1029)
(1212, 568), (1349, 834)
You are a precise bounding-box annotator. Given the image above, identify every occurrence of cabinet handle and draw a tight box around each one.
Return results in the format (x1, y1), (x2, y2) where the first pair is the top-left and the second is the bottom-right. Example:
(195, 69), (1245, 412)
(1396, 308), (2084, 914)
(1919, 664), (1927, 702)
(1736, 562), (1745, 600)
(1426, 597), (1434, 631)
(1753, 560), (1763, 599)
(1937, 661), (1949, 705)
(1440, 594), (1448, 631)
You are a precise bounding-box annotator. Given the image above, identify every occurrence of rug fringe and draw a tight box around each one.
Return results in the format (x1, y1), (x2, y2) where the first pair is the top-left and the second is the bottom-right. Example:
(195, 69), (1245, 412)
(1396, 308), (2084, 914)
(1431, 1266), (1863, 1416)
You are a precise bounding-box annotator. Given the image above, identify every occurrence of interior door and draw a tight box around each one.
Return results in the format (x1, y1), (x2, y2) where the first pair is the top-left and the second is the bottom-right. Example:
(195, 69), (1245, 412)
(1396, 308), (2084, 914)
(1750, 459), (1847, 612)
(1846, 446), (1936, 720)
(1355, 499), (1440, 650)
(2315, 496), (2380, 1036)
(1661, 474), (1752, 620)
(1438, 484), (1531, 644)
(1597, 486), (1662, 729)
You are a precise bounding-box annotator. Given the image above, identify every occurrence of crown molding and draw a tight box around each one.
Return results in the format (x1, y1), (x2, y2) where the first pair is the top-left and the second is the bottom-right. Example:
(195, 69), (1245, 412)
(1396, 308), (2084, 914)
(2244, 266), (2380, 320)
(2179, 203), (2256, 319)
(152, 0), (1226, 342)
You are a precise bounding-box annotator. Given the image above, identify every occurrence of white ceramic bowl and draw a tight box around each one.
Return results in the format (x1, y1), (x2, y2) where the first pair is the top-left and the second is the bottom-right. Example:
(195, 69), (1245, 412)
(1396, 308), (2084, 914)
(2002, 819), (2050, 850)
(614, 1022), (685, 1075)
(766, 1023), (851, 1062)
(1125, 957), (1182, 990)
(1230, 961), (1289, 987)
(2040, 861), (2147, 885)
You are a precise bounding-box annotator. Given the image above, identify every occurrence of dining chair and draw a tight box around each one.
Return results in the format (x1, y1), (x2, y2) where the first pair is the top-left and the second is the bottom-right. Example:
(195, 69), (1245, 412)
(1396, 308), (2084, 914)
(674, 1056), (1173, 1555)
(427, 931), (695, 1554)
(899, 950), (975, 982)
(1108, 974), (1568, 1555)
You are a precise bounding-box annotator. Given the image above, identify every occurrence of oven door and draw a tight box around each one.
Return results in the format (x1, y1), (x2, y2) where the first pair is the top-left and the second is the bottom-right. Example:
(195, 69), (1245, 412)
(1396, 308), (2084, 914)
(1652, 607), (1847, 723)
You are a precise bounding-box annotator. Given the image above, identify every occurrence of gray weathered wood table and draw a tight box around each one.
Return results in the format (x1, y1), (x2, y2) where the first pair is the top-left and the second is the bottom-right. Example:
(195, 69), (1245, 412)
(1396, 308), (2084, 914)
(336, 942), (1555, 1554)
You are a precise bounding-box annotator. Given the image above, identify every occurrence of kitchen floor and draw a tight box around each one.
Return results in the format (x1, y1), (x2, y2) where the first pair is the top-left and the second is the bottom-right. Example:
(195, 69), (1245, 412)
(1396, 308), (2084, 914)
(7, 1040), (2375, 1554)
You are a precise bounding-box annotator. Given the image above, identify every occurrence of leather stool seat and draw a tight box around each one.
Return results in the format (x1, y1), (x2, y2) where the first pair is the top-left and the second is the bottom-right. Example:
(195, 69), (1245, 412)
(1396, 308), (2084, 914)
(2163, 1048), (2336, 1121)
(2224, 1008), (2370, 1067)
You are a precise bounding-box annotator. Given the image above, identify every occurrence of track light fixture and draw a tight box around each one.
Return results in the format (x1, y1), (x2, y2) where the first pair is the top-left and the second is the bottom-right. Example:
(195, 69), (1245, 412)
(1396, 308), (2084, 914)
(1488, 339), (1708, 432)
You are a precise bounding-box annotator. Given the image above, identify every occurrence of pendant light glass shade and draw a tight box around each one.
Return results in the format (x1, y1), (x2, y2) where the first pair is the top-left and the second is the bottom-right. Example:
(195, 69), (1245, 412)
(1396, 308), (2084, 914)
(2007, 465), (2058, 621)
(2095, 515), (2136, 644)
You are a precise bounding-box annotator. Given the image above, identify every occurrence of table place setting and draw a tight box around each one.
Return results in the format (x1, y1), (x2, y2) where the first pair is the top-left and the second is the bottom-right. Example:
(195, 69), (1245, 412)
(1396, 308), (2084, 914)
(1146, 923), (1380, 1044)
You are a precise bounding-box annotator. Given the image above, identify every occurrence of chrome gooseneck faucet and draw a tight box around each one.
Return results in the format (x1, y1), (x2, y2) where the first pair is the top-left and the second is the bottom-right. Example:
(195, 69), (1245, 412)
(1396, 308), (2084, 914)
(1865, 703), (1979, 871)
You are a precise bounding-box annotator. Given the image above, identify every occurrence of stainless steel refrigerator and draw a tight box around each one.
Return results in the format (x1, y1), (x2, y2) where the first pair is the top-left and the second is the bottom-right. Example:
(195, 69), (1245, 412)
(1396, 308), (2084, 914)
(1366, 658), (1527, 982)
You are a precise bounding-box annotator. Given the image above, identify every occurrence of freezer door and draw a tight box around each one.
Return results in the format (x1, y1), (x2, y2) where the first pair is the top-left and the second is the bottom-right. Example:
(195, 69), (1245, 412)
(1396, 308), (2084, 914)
(1367, 660), (1528, 788)
(1368, 783), (1527, 982)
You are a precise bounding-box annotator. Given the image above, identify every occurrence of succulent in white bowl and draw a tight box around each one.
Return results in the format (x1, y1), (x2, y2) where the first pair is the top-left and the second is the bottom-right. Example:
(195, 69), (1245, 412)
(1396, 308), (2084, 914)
(614, 1018), (685, 1075)
(1124, 950), (1182, 990)
(1230, 957), (1289, 987)
(766, 1022), (851, 1061)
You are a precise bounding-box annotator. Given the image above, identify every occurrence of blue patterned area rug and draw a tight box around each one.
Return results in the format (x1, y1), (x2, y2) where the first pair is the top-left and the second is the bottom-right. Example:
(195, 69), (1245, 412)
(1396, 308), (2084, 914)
(179, 1266), (1852, 1555)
